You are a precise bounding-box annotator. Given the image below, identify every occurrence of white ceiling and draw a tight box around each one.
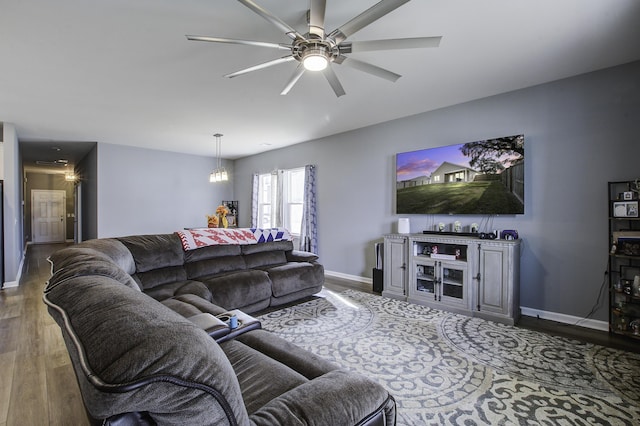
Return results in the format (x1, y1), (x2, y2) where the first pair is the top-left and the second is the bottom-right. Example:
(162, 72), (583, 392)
(2, 0), (640, 160)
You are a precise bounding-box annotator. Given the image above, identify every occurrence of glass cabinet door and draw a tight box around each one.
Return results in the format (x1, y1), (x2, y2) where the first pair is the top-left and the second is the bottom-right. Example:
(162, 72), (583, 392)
(416, 263), (436, 294)
(441, 264), (466, 305)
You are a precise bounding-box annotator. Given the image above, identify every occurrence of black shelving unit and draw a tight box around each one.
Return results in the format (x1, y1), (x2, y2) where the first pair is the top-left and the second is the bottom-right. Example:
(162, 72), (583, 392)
(608, 180), (640, 340)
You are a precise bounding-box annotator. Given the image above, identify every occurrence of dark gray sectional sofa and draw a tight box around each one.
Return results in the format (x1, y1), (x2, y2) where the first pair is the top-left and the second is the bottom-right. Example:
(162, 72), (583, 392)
(115, 233), (325, 313)
(44, 233), (396, 425)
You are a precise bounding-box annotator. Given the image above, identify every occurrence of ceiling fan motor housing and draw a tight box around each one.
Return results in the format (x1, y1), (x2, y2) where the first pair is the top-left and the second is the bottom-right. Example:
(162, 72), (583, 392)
(293, 38), (338, 70)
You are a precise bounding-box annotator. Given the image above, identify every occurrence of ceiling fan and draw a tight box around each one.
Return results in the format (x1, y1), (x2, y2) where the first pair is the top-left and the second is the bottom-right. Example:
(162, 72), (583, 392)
(186, 0), (442, 97)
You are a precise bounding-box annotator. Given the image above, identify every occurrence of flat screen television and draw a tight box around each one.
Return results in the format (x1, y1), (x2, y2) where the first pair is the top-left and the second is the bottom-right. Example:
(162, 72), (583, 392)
(396, 134), (524, 215)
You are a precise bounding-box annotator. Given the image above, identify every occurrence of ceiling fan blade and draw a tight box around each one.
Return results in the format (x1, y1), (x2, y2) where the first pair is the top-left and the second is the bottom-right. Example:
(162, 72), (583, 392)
(342, 36), (442, 53)
(186, 35), (291, 51)
(224, 56), (296, 78)
(328, 0), (410, 44)
(281, 65), (306, 95)
(338, 56), (401, 82)
(237, 0), (305, 41)
(322, 65), (346, 97)
(308, 0), (327, 38)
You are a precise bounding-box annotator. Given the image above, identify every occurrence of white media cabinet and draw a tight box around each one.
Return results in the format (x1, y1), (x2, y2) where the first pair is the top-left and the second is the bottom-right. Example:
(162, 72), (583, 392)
(382, 233), (521, 325)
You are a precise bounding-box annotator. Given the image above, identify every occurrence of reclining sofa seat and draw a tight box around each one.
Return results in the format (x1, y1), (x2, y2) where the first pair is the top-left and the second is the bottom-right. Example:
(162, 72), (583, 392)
(44, 235), (397, 425)
(116, 233), (325, 313)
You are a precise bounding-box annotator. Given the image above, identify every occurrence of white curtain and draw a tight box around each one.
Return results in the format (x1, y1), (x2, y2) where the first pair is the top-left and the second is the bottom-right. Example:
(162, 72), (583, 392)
(274, 170), (284, 228)
(299, 165), (318, 254)
(251, 173), (259, 227)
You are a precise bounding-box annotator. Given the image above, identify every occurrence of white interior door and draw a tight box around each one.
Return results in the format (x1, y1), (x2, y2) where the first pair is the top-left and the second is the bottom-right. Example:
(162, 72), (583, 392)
(32, 189), (66, 243)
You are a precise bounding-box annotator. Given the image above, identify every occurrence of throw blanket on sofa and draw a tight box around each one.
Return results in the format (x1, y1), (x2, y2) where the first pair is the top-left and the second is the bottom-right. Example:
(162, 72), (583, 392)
(176, 228), (292, 251)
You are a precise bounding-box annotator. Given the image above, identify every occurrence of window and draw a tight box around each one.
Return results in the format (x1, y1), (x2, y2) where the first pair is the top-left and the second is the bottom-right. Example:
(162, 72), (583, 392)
(257, 167), (305, 235)
(285, 168), (304, 234)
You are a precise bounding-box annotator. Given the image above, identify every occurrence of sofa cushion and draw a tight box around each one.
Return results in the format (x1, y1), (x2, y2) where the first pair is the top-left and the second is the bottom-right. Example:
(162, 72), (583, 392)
(249, 370), (396, 426)
(184, 244), (242, 263)
(162, 294), (228, 318)
(143, 280), (212, 302)
(44, 275), (251, 425)
(48, 247), (140, 291)
(200, 270), (272, 310)
(118, 234), (184, 273)
(221, 339), (308, 415)
(265, 262), (325, 298)
(49, 247), (113, 273)
(236, 330), (337, 380)
(286, 250), (319, 263)
(76, 238), (136, 275)
(243, 251), (287, 269)
(185, 255), (247, 279)
(240, 240), (294, 255)
(134, 266), (188, 290)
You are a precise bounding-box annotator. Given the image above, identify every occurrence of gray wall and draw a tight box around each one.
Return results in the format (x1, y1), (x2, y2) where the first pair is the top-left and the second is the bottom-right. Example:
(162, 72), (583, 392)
(96, 143), (234, 237)
(234, 60), (640, 322)
(1, 123), (24, 286)
(76, 144), (98, 240)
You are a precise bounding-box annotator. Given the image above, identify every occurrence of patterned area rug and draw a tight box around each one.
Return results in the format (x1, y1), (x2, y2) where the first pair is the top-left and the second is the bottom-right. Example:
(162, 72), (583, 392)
(258, 290), (640, 425)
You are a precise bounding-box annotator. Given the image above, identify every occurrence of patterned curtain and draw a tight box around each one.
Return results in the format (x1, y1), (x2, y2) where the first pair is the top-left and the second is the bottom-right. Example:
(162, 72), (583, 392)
(251, 173), (259, 227)
(299, 165), (318, 254)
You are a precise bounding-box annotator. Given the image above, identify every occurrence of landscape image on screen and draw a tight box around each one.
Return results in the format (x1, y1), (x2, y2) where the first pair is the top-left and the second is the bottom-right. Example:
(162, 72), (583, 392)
(396, 134), (524, 215)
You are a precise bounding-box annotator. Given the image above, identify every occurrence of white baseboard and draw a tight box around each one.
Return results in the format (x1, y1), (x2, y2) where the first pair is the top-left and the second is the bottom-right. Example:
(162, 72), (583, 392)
(2, 251), (26, 289)
(520, 306), (609, 332)
(324, 270), (372, 285)
(2, 280), (19, 288)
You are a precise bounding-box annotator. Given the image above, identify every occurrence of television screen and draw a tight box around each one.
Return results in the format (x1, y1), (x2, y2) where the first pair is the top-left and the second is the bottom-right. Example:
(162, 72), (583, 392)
(396, 134), (524, 215)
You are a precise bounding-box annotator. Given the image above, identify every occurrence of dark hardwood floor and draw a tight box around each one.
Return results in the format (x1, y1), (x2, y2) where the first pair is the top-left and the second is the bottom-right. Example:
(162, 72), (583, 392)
(1, 244), (638, 425)
(517, 315), (640, 354)
(0, 243), (88, 426)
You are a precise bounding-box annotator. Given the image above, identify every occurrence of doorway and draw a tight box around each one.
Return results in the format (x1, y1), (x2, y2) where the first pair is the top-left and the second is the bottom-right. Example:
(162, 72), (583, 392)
(31, 189), (66, 243)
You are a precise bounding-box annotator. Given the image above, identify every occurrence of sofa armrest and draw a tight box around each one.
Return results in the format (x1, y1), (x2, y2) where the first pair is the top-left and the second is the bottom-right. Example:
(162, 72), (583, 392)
(188, 311), (262, 343)
(249, 369), (396, 426)
(285, 250), (319, 263)
(187, 313), (231, 341)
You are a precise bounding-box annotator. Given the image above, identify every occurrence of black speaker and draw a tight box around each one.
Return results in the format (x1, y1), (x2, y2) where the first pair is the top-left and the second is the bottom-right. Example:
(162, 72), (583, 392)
(479, 232), (497, 240)
(372, 268), (383, 293)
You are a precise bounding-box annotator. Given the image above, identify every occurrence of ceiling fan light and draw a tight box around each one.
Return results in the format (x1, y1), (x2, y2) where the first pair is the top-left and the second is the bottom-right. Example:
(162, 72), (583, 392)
(303, 51), (328, 71)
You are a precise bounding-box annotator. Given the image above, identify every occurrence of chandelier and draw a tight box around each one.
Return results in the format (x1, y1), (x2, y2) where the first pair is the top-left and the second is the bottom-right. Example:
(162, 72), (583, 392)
(209, 133), (228, 182)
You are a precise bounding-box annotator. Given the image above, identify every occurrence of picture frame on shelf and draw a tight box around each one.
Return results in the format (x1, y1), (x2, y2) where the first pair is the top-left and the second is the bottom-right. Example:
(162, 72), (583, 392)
(620, 265), (640, 281)
(222, 200), (238, 227)
(613, 201), (639, 218)
(618, 238), (640, 257)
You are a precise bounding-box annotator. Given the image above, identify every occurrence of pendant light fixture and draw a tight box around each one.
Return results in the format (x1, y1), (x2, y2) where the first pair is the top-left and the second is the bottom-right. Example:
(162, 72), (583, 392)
(209, 133), (228, 182)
